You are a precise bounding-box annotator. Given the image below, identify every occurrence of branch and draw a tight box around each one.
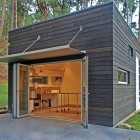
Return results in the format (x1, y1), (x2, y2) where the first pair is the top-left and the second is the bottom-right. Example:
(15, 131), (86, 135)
(36, 0), (47, 18)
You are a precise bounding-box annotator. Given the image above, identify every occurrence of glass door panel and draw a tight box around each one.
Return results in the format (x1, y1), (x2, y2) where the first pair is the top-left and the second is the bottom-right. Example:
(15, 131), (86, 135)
(17, 64), (29, 118)
(81, 56), (88, 128)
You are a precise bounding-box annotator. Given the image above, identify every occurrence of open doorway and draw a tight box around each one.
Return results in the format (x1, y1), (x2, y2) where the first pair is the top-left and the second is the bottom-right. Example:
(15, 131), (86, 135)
(29, 61), (82, 121)
(13, 57), (88, 127)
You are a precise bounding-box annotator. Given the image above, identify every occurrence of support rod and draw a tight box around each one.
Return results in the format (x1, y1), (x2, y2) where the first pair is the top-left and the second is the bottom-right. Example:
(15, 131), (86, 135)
(23, 35), (41, 53)
(68, 26), (82, 45)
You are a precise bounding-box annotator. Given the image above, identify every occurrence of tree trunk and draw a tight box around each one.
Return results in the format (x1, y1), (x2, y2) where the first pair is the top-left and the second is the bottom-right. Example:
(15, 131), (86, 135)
(0, 0), (6, 37)
(10, 0), (15, 30)
(36, 0), (48, 19)
(15, 0), (17, 28)
(90, 0), (93, 6)
(138, 0), (140, 41)
(22, 11), (26, 26)
(126, 0), (129, 24)
(61, 0), (65, 15)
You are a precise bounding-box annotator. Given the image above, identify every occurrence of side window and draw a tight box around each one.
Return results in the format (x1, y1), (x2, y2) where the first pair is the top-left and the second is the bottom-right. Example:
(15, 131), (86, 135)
(118, 68), (129, 84)
(128, 45), (133, 57)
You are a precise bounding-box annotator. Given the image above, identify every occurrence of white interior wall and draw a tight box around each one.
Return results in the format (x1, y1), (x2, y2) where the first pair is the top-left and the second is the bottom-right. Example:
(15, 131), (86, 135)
(29, 68), (64, 87)
(60, 62), (81, 105)
(29, 61), (81, 107)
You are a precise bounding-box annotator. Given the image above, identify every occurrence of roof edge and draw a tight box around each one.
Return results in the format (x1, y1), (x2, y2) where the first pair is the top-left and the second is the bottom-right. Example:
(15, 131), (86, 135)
(9, 2), (113, 33)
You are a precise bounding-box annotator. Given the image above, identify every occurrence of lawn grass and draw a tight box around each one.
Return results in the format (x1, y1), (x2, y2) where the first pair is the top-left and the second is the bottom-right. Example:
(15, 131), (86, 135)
(0, 82), (8, 107)
(126, 112), (140, 131)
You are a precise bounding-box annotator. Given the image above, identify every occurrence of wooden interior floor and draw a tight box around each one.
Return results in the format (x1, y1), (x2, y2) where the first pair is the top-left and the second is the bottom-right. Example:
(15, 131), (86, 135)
(30, 107), (81, 121)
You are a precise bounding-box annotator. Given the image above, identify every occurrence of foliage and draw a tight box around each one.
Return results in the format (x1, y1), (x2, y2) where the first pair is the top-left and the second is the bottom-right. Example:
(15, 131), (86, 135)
(48, 0), (71, 17)
(121, 0), (137, 32)
(0, 0), (139, 39)
(0, 82), (8, 107)
(0, 37), (8, 55)
(0, 38), (8, 84)
(0, 0), (10, 38)
(126, 112), (140, 131)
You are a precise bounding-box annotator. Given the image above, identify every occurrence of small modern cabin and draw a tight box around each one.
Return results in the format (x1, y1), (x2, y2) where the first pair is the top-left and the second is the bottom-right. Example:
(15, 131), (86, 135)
(0, 2), (140, 127)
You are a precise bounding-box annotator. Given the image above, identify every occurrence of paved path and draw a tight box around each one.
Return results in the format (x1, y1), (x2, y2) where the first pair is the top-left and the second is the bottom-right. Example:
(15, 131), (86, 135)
(0, 114), (140, 140)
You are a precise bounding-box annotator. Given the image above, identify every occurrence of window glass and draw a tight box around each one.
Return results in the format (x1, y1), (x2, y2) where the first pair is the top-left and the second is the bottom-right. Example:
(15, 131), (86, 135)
(118, 69), (128, 84)
(128, 45), (133, 57)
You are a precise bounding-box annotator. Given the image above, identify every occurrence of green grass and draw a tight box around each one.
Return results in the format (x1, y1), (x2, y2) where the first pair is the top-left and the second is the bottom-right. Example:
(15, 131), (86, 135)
(0, 82), (8, 107)
(126, 112), (140, 131)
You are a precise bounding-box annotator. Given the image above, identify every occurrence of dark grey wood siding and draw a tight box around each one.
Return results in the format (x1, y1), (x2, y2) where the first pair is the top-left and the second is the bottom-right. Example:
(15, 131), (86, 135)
(113, 4), (140, 126)
(8, 3), (114, 126)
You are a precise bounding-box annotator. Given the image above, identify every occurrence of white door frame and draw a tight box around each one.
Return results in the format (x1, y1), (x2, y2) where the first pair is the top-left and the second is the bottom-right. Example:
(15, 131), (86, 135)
(13, 64), (17, 118)
(81, 56), (88, 128)
(136, 53), (140, 110)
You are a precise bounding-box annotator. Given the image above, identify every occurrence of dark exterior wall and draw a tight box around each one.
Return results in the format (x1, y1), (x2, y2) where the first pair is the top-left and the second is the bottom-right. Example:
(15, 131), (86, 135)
(8, 3), (113, 55)
(113, 4), (140, 126)
(8, 3), (114, 126)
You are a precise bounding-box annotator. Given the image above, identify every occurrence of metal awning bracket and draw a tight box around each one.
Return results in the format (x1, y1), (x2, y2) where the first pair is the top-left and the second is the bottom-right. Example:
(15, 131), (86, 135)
(19, 26), (82, 53)
(68, 26), (82, 45)
(23, 35), (41, 53)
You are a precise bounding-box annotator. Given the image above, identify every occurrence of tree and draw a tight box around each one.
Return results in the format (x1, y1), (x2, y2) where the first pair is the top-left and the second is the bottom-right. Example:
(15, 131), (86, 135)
(138, 0), (140, 41)
(0, 0), (6, 37)
(0, 0), (139, 39)
(10, 0), (15, 30)
(36, 0), (49, 19)
(121, 0), (137, 30)
(15, 0), (17, 28)
(17, 0), (35, 27)
(49, 0), (71, 17)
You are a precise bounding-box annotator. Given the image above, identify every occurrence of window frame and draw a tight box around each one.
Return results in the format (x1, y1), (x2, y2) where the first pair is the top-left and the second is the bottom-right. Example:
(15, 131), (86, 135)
(118, 68), (129, 85)
(128, 45), (133, 57)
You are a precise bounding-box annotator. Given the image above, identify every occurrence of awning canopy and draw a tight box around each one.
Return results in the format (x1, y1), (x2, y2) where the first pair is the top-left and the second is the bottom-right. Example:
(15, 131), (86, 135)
(0, 45), (84, 63)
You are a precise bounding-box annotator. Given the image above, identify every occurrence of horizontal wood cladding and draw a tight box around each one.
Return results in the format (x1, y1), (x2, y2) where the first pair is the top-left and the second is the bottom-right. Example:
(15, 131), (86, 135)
(89, 106), (113, 126)
(9, 3), (113, 36)
(113, 4), (137, 126)
(9, 32), (113, 54)
(9, 26), (113, 54)
(113, 5), (140, 53)
(113, 97), (135, 125)
(8, 2), (114, 127)
(88, 48), (113, 126)
(10, 14), (113, 43)
(89, 119), (113, 126)
(10, 24), (112, 47)
(8, 3), (113, 54)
